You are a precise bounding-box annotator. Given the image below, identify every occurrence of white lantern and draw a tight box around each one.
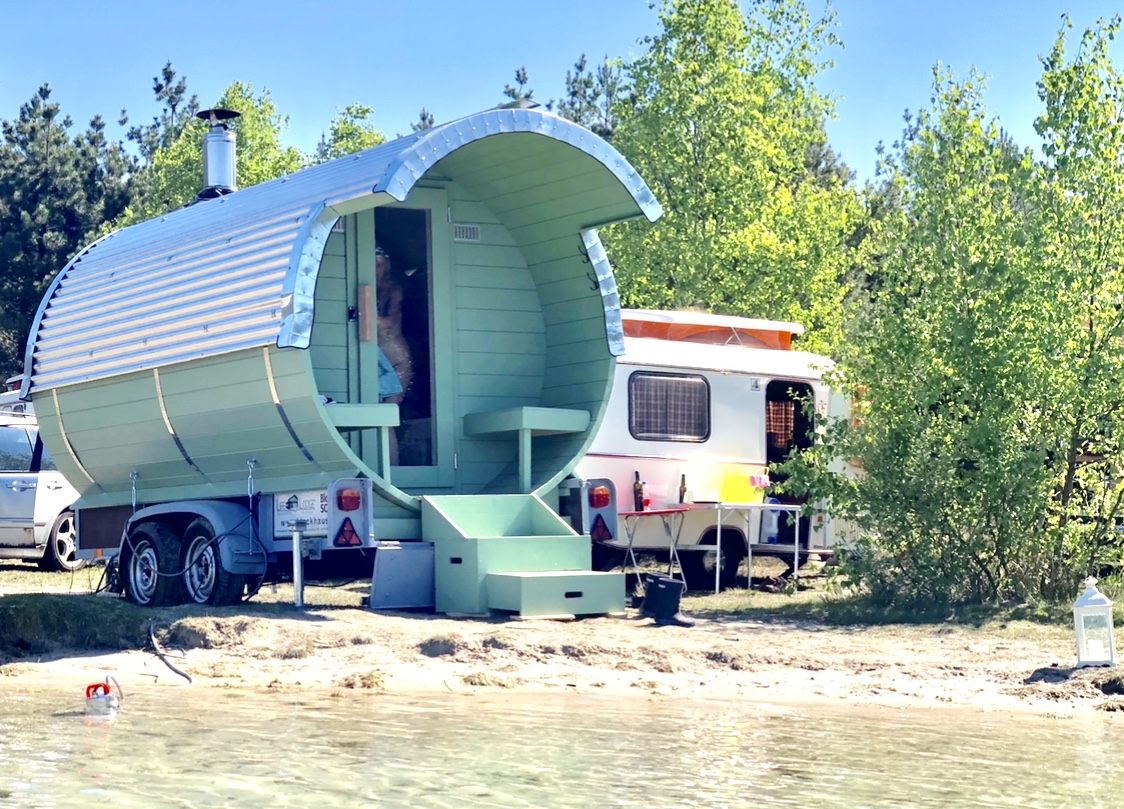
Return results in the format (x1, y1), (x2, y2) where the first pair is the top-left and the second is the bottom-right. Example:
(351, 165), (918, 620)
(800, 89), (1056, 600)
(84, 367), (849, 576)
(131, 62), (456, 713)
(1073, 576), (1116, 668)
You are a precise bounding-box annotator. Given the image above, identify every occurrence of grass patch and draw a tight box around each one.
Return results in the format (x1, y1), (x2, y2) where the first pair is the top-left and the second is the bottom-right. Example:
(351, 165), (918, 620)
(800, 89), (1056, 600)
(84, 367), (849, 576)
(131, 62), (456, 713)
(249, 579), (369, 608)
(418, 634), (465, 657)
(680, 587), (1075, 628)
(0, 594), (151, 656)
(0, 562), (106, 595)
(272, 641), (313, 660)
(337, 669), (386, 690)
(461, 671), (516, 688)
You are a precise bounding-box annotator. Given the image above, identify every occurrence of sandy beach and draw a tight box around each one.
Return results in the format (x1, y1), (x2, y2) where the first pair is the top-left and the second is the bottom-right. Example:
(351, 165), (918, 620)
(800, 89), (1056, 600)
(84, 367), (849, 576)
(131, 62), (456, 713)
(5, 588), (1119, 718)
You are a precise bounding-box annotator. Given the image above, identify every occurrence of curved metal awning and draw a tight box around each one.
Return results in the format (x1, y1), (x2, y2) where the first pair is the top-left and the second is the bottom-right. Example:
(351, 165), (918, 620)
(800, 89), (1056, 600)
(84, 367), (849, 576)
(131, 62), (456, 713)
(24, 108), (661, 396)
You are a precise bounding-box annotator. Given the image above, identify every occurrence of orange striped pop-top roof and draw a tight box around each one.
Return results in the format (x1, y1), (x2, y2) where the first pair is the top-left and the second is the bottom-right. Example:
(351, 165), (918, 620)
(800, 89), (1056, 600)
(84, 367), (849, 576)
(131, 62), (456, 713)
(620, 309), (804, 351)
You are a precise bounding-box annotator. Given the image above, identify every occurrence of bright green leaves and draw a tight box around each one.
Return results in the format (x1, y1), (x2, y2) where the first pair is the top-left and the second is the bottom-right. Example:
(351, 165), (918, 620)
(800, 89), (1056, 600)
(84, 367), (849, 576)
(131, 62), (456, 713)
(119, 82), (306, 225)
(312, 104), (387, 164)
(604, 0), (862, 356)
(801, 18), (1124, 605)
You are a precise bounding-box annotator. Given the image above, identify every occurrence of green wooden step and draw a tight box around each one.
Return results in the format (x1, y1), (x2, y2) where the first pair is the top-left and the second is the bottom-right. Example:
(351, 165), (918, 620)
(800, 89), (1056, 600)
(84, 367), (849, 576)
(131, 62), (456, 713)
(487, 571), (625, 618)
(431, 535), (591, 614)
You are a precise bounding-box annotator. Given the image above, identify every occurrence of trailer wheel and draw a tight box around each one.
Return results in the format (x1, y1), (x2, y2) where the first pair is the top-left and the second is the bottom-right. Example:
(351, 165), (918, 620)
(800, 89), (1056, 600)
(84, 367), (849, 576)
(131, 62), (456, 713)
(124, 522), (183, 607)
(182, 517), (245, 606)
(679, 533), (746, 592)
(38, 512), (86, 572)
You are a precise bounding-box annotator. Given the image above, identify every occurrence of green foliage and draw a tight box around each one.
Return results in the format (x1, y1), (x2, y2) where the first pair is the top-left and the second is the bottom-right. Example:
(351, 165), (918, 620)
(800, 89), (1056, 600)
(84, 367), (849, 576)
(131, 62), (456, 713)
(0, 85), (136, 377)
(313, 103), (387, 164)
(555, 54), (622, 139)
(503, 66), (535, 104)
(124, 62), (199, 164)
(788, 68), (1057, 606)
(1032, 16), (1124, 597)
(411, 107), (436, 132)
(789, 17), (1124, 607)
(604, 0), (863, 355)
(120, 81), (306, 225)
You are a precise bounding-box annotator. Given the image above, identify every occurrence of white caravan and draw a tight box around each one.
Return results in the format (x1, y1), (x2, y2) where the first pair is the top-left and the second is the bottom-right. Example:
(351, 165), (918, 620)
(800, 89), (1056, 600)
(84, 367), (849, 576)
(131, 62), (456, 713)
(571, 309), (837, 590)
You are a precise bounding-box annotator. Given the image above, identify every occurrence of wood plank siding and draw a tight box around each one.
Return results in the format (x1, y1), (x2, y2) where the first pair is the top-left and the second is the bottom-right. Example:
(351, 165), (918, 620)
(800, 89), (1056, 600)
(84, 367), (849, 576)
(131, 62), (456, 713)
(449, 180), (545, 492)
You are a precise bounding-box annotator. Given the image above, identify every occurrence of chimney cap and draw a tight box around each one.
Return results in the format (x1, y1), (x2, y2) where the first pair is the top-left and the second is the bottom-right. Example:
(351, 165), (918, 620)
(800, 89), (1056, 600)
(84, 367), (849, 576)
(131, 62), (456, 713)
(196, 108), (241, 127)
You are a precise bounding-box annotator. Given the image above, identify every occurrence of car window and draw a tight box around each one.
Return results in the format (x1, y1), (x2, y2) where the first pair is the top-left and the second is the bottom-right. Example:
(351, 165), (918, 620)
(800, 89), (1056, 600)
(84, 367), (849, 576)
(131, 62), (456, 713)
(0, 425), (33, 472)
(28, 429), (55, 472)
(37, 437), (57, 471)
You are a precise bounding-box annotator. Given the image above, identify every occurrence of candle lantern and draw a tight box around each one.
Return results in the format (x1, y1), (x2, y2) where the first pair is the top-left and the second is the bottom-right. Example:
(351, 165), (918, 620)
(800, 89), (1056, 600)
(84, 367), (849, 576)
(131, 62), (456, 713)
(1073, 576), (1116, 668)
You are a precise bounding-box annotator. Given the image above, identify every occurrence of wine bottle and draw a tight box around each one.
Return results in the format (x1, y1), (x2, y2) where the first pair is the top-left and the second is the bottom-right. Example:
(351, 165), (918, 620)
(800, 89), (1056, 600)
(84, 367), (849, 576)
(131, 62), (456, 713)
(633, 471), (644, 512)
(679, 473), (688, 504)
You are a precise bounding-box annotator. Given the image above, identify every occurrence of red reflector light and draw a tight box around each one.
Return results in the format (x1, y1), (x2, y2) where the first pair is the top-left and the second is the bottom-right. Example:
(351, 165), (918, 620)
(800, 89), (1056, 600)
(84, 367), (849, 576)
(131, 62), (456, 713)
(334, 517), (362, 546)
(337, 488), (361, 511)
(588, 485), (611, 509)
(590, 514), (613, 541)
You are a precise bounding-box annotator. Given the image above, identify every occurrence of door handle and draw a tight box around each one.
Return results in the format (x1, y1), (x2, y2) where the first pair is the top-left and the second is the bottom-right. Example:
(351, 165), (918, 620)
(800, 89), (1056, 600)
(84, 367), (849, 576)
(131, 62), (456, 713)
(7, 480), (36, 492)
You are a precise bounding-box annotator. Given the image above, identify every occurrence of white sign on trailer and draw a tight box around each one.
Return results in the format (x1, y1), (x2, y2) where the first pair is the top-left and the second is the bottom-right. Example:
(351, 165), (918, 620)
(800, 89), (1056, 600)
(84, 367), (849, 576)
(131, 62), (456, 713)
(273, 490), (330, 538)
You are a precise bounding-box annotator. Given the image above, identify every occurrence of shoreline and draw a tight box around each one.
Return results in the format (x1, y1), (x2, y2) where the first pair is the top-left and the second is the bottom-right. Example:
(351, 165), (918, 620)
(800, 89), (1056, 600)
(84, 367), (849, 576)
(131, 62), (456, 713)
(3, 604), (1118, 718)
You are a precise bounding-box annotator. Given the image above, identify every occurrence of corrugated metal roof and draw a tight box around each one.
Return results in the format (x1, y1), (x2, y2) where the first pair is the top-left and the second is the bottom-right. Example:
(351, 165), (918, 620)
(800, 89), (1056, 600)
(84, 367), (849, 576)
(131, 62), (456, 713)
(24, 108), (661, 396)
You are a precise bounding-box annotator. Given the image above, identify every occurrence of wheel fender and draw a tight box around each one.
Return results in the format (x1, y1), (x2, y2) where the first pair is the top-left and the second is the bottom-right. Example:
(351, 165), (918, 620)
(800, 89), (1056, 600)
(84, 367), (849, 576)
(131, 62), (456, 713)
(126, 501), (266, 575)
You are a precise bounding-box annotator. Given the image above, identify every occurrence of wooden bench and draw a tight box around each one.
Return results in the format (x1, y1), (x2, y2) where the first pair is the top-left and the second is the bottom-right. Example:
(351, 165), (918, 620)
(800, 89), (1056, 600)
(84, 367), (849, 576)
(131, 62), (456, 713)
(462, 406), (590, 493)
(323, 403), (399, 483)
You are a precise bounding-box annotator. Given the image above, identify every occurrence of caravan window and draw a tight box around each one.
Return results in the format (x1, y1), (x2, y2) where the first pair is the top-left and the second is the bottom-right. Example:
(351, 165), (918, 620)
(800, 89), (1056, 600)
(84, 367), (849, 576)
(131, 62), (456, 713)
(628, 372), (710, 442)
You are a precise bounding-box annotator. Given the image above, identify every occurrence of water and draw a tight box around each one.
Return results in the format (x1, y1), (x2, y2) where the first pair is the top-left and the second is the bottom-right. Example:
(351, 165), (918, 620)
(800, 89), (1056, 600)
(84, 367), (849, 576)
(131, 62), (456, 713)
(0, 685), (1121, 808)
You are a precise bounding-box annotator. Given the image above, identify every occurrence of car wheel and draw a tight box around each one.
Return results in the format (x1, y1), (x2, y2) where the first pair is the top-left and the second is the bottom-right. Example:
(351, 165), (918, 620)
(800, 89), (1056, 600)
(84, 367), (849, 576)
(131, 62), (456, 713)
(38, 512), (86, 572)
(181, 517), (244, 606)
(123, 521), (184, 607)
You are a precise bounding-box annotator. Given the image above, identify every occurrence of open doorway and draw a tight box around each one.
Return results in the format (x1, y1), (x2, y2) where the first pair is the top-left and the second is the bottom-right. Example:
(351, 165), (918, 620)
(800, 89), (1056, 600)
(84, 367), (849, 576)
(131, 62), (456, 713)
(765, 380), (814, 547)
(374, 207), (432, 467)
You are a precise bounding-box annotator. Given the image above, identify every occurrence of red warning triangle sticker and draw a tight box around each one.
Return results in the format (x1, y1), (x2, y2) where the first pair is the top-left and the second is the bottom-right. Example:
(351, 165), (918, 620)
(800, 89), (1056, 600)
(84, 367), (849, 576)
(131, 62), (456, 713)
(334, 517), (361, 547)
(590, 514), (613, 541)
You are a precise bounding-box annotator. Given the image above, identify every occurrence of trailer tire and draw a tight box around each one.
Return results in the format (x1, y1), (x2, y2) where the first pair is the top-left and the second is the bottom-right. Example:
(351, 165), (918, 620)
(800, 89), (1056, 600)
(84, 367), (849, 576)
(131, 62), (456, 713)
(123, 522), (184, 607)
(38, 512), (86, 572)
(182, 517), (245, 606)
(680, 533), (745, 592)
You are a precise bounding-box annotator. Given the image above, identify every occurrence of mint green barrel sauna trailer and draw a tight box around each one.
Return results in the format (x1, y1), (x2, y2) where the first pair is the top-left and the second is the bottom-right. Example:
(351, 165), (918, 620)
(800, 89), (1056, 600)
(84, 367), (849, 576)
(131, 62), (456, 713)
(21, 107), (662, 613)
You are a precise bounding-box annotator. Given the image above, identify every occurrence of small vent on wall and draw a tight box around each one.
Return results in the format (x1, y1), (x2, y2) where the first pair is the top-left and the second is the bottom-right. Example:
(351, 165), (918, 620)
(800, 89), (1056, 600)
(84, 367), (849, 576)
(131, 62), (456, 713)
(331, 218), (346, 234)
(453, 223), (481, 243)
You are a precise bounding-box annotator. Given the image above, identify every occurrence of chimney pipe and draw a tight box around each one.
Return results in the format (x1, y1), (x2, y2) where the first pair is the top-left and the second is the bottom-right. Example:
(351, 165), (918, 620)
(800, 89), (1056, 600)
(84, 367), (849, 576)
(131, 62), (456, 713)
(195, 108), (241, 200)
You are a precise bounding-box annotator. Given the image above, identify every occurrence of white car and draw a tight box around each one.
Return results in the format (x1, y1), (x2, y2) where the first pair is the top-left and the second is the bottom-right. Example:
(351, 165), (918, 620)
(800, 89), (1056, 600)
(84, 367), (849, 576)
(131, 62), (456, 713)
(0, 394), (82, 571)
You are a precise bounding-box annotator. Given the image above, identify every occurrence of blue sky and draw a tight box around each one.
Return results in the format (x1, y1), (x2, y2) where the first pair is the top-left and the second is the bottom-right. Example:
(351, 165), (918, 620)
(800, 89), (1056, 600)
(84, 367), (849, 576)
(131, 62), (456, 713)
(0, 1), (1119, 183)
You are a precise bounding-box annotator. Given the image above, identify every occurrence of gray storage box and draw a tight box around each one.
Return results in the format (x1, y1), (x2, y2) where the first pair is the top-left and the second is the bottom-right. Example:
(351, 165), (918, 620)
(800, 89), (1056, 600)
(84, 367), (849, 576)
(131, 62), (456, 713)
(369, 541), (435, 610)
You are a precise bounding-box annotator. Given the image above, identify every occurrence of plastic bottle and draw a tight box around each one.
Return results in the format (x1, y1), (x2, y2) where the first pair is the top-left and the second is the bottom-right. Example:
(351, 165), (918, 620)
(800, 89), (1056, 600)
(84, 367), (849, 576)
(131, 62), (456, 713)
(641, 481), (651, 511)
(763, 496), (781, 543)
(633, 471), (644, 512)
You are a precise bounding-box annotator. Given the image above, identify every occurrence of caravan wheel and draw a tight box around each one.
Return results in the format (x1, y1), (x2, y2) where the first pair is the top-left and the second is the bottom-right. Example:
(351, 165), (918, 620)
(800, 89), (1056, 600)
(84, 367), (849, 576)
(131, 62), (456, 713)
(182, 518), (245, 606)
(679, 534), (745, 592)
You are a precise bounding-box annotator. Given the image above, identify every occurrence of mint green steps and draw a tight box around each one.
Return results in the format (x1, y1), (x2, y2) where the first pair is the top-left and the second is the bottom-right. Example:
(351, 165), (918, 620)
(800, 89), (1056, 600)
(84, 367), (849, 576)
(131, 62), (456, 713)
(431, 534), (591, 615)
(487, 571), (625, 617)
(421, 493), (623, 617)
